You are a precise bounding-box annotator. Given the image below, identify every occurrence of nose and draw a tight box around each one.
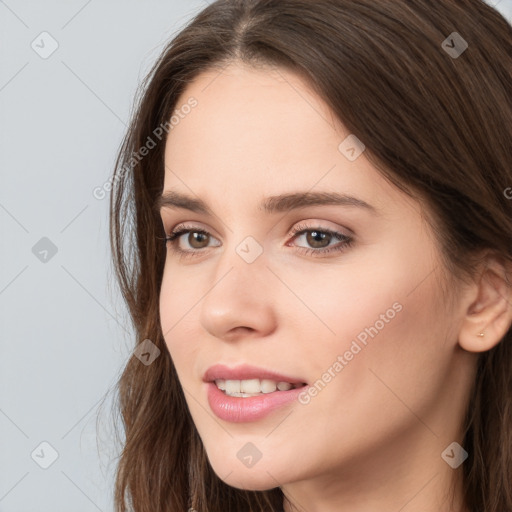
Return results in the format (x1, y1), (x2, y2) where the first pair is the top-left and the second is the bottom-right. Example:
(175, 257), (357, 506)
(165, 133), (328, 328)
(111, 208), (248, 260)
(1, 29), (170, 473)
(199, 244), (277, 342)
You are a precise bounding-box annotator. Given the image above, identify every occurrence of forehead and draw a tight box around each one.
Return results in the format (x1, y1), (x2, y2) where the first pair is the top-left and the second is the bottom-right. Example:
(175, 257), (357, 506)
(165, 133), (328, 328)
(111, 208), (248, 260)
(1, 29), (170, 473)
(165, 64), (342, 176)
(161, 63), (404, 217)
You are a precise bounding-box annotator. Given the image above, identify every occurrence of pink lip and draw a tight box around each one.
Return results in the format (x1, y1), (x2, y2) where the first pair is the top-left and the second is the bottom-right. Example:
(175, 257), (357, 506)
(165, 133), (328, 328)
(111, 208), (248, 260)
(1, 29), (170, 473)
(203, 363), (307, 385)
(206, 382), (306, 423)
(203, 364), (307, 423)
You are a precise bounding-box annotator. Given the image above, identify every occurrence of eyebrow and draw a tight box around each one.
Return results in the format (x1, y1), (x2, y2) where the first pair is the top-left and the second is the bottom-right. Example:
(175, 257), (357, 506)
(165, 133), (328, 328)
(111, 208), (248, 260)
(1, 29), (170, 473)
(154, 190), (378, 216)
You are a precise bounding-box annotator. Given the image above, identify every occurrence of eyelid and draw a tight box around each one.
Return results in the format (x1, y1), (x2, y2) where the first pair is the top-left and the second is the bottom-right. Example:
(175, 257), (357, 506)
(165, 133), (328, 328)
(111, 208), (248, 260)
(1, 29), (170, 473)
(164, 219), (354, 260)
(166, 221), (220, 240)
(287, 220), (353, 238)
(164, 219), (352, 238)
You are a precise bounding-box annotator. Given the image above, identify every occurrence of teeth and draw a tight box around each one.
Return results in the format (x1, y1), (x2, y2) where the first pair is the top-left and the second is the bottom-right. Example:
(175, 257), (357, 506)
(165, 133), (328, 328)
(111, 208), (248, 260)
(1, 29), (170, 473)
(215, 378), (301, 396)
(261, 379), (277, 393)
(240, 378), (260, 393)
(225, 380), (240, 394)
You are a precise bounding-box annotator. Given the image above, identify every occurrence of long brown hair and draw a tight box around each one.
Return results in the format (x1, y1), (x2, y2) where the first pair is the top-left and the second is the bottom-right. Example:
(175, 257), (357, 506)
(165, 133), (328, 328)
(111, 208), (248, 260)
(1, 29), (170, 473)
(109, 1), (512, 510)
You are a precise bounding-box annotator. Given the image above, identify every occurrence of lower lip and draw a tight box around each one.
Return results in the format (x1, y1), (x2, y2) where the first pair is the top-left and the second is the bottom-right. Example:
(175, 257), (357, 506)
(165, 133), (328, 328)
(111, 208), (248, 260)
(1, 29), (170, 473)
(206, 382), (306, 423)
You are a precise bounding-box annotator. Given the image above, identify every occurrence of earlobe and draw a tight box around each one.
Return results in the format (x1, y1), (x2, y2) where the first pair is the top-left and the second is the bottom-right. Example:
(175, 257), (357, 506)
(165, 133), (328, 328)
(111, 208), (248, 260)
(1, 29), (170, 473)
(458, 255), (512, 353)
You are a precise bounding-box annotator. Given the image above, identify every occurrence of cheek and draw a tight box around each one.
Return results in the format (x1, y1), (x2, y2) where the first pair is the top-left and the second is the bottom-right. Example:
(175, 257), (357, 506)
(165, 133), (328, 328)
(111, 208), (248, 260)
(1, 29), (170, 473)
(284, 260), (408, 356)
(158, 267), (200, 379)
(303, 262), (451, 428)
(293, 245), (448, 395)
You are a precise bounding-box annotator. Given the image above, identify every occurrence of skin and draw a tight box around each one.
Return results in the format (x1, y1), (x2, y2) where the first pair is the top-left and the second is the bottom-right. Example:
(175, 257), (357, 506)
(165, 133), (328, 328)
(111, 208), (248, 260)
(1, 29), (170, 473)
(158, 62), (512, 512)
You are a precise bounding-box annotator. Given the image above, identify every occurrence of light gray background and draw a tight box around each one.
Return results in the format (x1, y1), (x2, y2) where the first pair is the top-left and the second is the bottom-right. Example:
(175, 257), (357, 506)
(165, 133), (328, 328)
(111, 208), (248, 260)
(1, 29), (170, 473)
(1, 1), (511, 511)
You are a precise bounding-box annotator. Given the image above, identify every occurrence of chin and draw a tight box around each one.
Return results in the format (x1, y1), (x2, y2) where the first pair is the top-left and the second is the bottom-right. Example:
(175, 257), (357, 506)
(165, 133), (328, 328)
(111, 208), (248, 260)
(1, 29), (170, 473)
(218, 469), (282, 492)
(204, 452), (286, 490)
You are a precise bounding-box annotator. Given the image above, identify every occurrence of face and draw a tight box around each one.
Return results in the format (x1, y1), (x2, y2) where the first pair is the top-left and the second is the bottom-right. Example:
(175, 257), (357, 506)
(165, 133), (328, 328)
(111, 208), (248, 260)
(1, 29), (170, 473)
(158, 62), (472, 494)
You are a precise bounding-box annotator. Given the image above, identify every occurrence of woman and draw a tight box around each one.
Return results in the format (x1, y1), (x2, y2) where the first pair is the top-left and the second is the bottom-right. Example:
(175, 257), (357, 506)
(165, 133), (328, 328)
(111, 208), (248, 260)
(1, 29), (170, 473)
(109, 1), (512, 510)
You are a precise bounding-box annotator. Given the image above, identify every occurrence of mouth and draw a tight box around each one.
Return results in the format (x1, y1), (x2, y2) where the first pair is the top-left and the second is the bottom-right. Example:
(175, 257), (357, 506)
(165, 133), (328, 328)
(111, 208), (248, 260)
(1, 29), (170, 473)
(203, 363), (308, 398)
(204, 366), (310, 423)
(214, 378), (307, 397)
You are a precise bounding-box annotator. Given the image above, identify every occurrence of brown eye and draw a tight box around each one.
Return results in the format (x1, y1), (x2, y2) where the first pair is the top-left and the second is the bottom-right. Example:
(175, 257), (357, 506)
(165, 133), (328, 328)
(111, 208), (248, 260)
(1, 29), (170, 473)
(186, 231), (210, 249)
(164, 222), (353, 260)
(304, 230), (331, 249)
(165, 224), (220, 258)
(288, 222), (354, 257)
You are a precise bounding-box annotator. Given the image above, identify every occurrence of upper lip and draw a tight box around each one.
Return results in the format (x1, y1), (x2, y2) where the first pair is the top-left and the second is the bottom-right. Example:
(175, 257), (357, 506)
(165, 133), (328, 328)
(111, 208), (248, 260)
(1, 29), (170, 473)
(203, 364), (307, 385)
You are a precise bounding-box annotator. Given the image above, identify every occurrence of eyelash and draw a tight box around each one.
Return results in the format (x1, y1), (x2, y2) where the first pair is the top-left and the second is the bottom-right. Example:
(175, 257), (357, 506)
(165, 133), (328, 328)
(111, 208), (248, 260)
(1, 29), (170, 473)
(163, 222), (354, 260)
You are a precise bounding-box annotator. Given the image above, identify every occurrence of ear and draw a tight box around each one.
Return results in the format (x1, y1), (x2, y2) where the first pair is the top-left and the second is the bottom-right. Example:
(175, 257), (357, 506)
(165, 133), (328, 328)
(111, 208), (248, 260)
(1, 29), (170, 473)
(458, 253), (512, 353)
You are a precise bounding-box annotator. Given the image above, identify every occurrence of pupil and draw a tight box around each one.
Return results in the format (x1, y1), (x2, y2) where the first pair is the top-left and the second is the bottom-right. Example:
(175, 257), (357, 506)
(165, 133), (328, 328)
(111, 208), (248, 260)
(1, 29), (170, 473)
(308, 230), (330, 248)
(190, 232), (208, 248)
